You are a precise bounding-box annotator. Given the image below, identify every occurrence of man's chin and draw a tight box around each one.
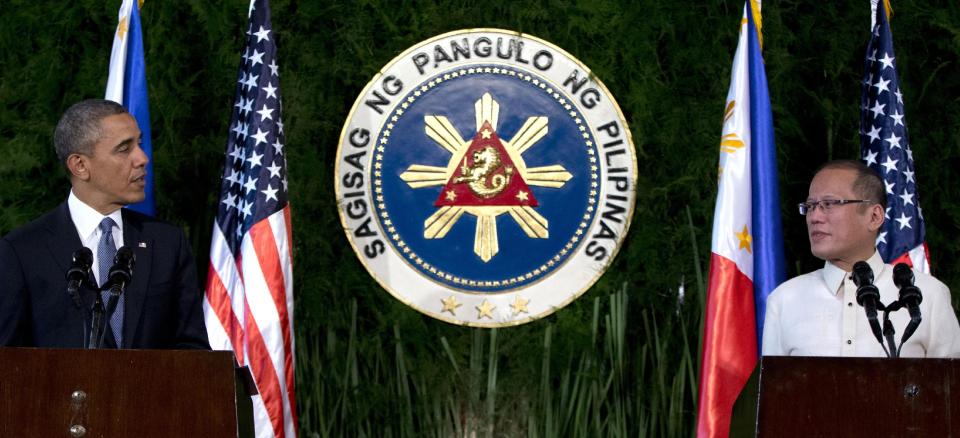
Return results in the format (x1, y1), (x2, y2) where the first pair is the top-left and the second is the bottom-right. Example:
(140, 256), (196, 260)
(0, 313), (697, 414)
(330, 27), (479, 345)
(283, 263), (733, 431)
(125, 193), (146, 205)
(809, 245), (833, 262)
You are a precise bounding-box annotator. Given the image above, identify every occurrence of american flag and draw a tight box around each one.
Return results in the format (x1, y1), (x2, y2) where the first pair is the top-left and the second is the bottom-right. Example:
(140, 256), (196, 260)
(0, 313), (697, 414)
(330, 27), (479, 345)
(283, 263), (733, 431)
(859, 0), (929, 273)
(203, 0), (297, 436)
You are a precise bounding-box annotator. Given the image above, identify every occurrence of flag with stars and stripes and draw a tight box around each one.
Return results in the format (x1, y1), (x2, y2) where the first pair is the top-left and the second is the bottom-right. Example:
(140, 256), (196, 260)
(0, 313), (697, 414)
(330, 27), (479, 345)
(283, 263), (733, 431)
(697, 2), (786, 437)
(105, 0), (155, 216)
(859, 0), (929, 273)
(203, 0), (297, 436)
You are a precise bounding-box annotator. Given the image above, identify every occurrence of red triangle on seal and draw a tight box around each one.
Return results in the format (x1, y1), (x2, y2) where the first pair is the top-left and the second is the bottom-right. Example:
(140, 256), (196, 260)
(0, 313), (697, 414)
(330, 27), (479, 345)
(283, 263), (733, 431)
(434, 121), (538, 207)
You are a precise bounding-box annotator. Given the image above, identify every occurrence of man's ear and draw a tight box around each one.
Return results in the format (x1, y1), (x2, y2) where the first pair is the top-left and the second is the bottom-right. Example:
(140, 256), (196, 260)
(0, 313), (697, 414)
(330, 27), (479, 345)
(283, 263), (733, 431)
(867, 203), (885, 232)
(65, 154), (90, 181)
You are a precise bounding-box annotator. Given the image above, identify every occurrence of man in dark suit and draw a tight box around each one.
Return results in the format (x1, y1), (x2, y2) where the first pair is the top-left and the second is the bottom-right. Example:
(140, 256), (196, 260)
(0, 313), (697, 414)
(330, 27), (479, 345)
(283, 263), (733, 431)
(0, 99), (209, 349)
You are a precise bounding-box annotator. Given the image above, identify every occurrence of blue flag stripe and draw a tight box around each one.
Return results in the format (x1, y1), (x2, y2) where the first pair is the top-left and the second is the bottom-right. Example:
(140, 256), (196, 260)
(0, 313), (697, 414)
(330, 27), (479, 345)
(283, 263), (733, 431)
(746, 5), (786, 347)
(122, 1), (155, 216)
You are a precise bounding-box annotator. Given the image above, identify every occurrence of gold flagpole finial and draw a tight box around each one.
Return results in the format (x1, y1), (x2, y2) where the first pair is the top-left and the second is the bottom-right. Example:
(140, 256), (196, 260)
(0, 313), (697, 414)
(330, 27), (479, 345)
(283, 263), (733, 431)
(749, 0), (763, 49)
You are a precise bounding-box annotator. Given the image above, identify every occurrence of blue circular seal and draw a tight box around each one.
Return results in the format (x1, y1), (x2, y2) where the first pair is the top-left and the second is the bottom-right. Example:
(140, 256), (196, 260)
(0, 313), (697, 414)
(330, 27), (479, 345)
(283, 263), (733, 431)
(374, 65), (599, 292)
(337, 29), (636, 326)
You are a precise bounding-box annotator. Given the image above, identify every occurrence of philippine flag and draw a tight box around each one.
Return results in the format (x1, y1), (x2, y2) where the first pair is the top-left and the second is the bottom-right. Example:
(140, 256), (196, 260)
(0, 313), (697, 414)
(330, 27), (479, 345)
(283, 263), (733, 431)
(105, 0), (155, 216)
(696, 2), (786, 436)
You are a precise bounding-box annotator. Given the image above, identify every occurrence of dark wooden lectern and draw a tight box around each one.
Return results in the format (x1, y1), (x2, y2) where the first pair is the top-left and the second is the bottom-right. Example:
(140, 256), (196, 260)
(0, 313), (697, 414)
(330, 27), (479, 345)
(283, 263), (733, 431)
(731, 356), (960, 436)
(0, 348), (254, 437)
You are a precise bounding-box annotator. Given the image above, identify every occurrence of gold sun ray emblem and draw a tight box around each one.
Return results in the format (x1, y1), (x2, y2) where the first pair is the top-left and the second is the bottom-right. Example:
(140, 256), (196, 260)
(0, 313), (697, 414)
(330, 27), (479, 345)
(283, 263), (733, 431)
(719, 100), (745, 154)
(399, 93), (572, 262)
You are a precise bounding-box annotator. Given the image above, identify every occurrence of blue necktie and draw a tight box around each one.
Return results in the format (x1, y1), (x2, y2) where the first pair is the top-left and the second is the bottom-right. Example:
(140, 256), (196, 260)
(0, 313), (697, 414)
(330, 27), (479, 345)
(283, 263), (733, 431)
(98, 217), (123, 348)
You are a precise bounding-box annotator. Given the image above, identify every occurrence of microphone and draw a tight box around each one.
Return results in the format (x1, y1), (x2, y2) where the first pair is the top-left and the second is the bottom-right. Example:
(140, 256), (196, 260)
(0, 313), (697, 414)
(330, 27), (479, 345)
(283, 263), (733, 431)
(65, 247), (93, 309)
(98, 246), (134, 348)
(852, 261), (885, 349)
(893, 263), (923, 346)
(104, 246), (135, 297)
(894, 263), (923, 315)
(87, 246), (133, 349)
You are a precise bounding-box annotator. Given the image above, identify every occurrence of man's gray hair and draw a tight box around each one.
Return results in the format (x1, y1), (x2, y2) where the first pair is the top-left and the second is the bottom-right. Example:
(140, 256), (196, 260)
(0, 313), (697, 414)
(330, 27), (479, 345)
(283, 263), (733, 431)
(54, 99), (128, 165)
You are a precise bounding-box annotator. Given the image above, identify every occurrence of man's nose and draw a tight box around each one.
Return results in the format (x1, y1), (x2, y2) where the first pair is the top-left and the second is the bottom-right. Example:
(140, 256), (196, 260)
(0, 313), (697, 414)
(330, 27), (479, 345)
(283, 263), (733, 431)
(133, 145), (149, 167)
(806, 204), (826, 223)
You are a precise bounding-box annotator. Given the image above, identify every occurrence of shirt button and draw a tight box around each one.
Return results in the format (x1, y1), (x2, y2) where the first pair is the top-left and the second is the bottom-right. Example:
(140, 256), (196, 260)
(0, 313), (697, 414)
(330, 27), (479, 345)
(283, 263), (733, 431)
(848, 302), (853, 307)
(847, 340), (852, 345)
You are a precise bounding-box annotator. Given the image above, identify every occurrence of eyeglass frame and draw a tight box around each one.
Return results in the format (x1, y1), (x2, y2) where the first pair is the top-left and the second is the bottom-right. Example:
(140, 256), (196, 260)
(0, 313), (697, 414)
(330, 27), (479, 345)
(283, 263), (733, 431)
(797, 199), (872, 215)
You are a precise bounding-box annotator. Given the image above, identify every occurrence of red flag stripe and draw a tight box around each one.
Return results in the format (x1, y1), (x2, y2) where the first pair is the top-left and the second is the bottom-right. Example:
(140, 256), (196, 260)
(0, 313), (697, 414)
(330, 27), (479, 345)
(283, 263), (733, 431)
(698, 253), (757, 438)
(249, 219), (291, 357)
(889, 243), (929, 270)
(205, 262), (246, 360)
(206, 217), (295, 437)
(243, 300), (286, 438)
(251, 212), (298, 429)
(283, 205), (293, 262)
(206, 224), (249, 356)
(889, 252), (913, 267)
(241, 219), (294, 438)
(276, 206), (295, 327)
(273, 207), (298, 432)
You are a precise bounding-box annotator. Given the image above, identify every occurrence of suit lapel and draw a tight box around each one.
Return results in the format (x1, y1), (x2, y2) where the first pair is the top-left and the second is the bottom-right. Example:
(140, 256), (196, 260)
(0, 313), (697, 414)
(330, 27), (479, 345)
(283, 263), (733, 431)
(121, 209), (153, 348)
(43, 202), (84, 275)
(42, 202), (90, 346)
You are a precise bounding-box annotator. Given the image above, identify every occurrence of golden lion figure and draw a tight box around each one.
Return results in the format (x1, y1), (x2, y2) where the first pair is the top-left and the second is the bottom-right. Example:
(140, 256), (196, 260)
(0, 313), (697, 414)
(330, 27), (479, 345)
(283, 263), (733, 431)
(454, 146), (514, 198)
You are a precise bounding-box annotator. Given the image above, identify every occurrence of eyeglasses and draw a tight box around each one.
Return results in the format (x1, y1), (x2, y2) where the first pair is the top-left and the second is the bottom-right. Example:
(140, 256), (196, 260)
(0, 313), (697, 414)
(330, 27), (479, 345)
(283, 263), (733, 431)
(798, 199), (871, 215)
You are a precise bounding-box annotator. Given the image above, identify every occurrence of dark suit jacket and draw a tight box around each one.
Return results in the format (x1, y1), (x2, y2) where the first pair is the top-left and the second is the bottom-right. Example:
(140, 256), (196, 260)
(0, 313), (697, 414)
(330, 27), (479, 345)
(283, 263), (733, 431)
(0, 202), (209, 349)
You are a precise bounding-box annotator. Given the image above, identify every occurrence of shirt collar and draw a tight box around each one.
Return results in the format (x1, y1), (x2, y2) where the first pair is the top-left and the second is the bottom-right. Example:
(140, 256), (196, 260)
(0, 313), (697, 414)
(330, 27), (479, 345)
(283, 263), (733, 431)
(67, 191), (124, 241)
(821, 250), (886, 294)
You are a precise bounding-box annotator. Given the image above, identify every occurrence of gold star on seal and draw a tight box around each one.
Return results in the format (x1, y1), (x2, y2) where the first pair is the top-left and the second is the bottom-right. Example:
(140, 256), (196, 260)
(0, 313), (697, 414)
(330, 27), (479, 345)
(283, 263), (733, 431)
(735, 225), (752, 253)
(476, 300), (495, 319)
(509, 296), (530, 315)
(440, 296), (461, 315)
(445, 190), (457, 201)
(516, 190), (529, 202)
(480, 128), (492, 139)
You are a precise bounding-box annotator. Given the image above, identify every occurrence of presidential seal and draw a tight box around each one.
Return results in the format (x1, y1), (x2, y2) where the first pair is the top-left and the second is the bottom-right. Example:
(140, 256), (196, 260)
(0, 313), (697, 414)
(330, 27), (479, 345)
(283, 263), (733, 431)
(336, 29), (636, 327)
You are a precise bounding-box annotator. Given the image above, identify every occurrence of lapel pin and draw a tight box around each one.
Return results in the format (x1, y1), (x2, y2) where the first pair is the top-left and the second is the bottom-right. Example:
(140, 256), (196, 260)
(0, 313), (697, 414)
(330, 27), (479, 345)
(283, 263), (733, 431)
(139, 242), (147, 248)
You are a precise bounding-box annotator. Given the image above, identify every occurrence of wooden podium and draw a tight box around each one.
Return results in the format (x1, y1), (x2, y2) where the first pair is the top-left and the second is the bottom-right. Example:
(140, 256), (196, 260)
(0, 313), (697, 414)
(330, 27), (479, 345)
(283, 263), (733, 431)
(731, 356), (960, 436)
(0, 348), (255, 437)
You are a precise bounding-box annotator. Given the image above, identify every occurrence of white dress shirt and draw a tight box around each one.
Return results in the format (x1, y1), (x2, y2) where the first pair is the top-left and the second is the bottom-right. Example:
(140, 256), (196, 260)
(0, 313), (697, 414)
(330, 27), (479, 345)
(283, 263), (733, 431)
(67, 191), (124, 286)
(763, 251), (960, 358)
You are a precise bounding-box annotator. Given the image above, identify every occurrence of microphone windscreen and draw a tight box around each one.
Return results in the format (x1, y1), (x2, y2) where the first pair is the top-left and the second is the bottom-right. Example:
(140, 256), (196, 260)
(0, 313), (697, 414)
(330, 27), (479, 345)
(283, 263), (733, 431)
(113, 246), (135, 270)
(893, 263), (915, 289)
(73, 247), (93, 268)
(851, 261), (874, 287)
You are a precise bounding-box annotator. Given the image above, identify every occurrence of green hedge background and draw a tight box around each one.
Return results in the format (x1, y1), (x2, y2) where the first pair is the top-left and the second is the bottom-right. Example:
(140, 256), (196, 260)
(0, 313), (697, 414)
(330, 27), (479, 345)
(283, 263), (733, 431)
(2, 0), (960, 435)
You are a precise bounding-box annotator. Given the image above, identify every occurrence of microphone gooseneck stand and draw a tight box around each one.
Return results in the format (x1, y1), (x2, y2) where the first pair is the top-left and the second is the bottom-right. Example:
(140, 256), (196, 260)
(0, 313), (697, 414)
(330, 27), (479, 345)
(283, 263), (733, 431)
(893, 263), (924, 357)
(852, 261), (924, 358)
(66, 247), (94, 348)
(852, 261), (888, 357)
(88, 292), (107, 349)
(880, 301), (901, 357)
(85, 246), (136, 349)
(94, 246), (135, 349)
